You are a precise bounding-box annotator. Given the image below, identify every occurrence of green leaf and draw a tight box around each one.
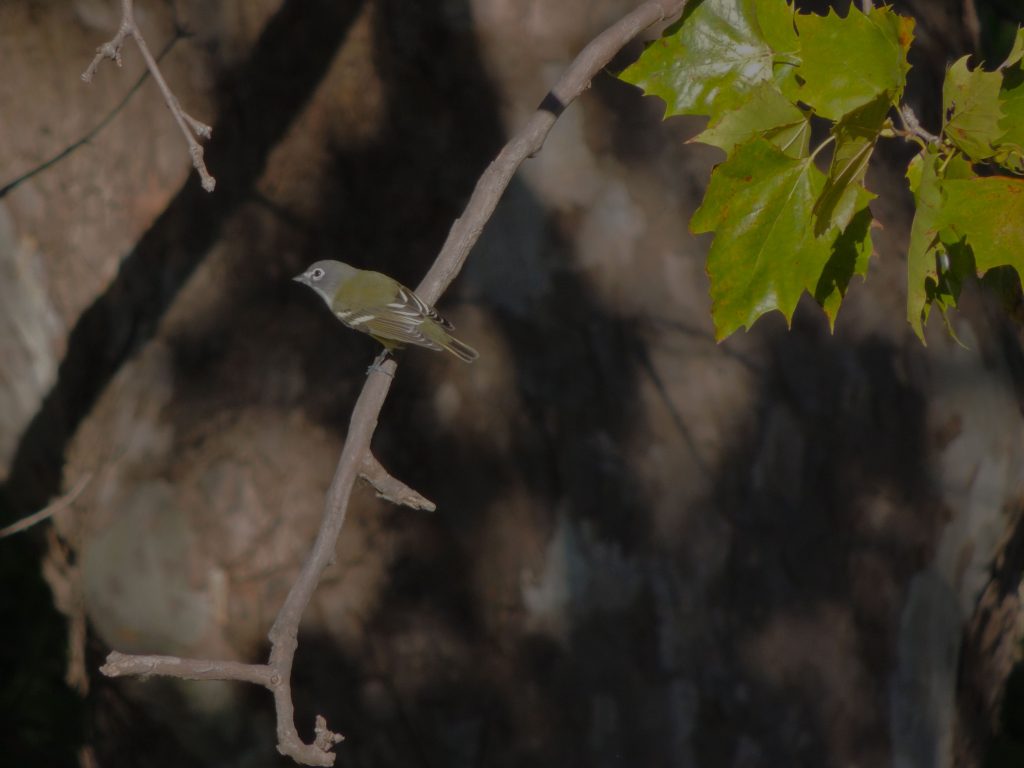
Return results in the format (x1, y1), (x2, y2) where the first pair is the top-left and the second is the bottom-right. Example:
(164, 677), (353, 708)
(938, 176), (1024, 272)
(757, 0), (798, 54)
(794, 5), (913, 120)
(619, 0), (796, 122)
(905, 149), (946, 341)
(693, 82), (810, 158)
(813, 94), (889, 235)
(1001, 27), (1024, 69)
(929, 236), (977, 344)
(905, 154), (1009, 341)
(944, 152), (977, 181)
(692, 139), (865, 339)
(816, 201), (874, 329)
(997, 52), (1024, 172)
(942, 56), (1005, 160)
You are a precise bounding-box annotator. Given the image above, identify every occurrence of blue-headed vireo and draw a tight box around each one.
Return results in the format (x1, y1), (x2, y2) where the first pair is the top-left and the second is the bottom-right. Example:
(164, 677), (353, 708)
(294, 260), (478, 363)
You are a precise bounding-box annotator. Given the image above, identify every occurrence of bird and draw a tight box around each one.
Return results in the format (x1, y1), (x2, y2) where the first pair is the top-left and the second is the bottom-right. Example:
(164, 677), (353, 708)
(293, 260), (478, 363)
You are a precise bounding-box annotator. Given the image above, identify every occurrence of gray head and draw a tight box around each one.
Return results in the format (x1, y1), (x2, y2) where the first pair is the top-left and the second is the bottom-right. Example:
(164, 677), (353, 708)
(292, 260), (357, 303)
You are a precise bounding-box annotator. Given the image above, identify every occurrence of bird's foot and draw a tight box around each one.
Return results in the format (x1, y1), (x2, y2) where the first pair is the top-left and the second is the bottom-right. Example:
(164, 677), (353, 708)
(366, 350), (395, 377)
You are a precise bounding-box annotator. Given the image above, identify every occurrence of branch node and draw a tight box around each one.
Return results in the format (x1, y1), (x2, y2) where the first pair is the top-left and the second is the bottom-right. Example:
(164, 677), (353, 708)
(88, 3), (688, 765)
(314, 716), (345, 749)
(360, 454), (436, 511)
(898, 104), (940, 145)
(184, 113), (213, 140)
(190, 144), (216, 191)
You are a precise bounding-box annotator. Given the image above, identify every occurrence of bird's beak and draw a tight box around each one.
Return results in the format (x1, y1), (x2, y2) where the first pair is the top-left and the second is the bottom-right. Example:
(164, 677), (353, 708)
(292, 274), (306, 284)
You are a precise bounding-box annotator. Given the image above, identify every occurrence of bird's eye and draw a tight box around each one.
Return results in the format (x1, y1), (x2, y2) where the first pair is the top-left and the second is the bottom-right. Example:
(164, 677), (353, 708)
(310, 268), (325, 281)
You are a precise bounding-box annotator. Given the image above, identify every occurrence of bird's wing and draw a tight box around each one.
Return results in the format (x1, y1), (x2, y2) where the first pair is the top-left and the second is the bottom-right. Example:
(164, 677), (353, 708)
(361, 312), (446, 351)
(334, 280), (454, 350)
(336, 301), (444, 350)
(384, 285), (454, 330)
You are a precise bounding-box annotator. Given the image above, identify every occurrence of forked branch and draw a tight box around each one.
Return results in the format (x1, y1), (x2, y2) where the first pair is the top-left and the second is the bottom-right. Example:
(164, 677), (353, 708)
(82, 0), (215, 191)
(96, 1), (687, 764)
(361, 453), (436, 511)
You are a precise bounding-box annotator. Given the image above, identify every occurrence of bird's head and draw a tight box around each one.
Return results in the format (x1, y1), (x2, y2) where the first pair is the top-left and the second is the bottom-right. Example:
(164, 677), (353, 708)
(293, 260), (356, 302)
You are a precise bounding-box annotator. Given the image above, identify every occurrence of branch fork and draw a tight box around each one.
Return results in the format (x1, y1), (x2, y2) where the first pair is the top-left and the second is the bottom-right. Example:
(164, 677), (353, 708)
(360, 453), (436, 511)
(94, 1), (687, 763)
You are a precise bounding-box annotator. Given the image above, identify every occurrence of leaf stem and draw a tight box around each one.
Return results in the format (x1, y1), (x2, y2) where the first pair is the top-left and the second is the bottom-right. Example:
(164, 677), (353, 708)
(938, 149), (957, 175)
(809, 134), (836, 164)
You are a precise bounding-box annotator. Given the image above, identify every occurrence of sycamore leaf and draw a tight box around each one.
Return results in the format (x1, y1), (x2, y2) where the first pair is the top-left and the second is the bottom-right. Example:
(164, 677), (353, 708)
(997, 46), (1024, 172)
(694, 82), (810, 158)
(906, 150), (980, 340)
(795, 5), (913, 120)
(692, 139), (870, 339)
(944, 152), (977, 181)
(619, 0), (797, 123)
(816, 201), (874, 329)
(943, 56), (1005, 160)
(813, 94), (889, 235)
(1001, 27), (1024, 70)
(905, 149), (946, 341)
(930, 236), (976, 344)
(757, 0), (798, 53)
(938, 176), (1024, 273)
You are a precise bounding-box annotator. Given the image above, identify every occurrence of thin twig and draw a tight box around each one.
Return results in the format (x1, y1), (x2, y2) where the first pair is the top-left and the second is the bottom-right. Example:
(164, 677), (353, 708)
(82, 0), (215, 191)
(418, 1), (686, 304)
(0, 474), (92, 539)
(97, 2), (687, 764)
(101, 651), (277, 686)
(898, 104), (941, 145)
(360, 454), (436, 511)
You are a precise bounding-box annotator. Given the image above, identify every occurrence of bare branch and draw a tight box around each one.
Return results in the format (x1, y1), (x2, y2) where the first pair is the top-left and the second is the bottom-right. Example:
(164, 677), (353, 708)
(418, 0), (686, 305)
(98, 1), (687, 763)
(898, 104), (941, 145)
(361, 454), (436, 511)
(313, 716), (345, 752)
(100, 651), (276, 686)
(82, 0), (215, 191)
(100, 649), (343, 765)
(0, 473), (92, 539)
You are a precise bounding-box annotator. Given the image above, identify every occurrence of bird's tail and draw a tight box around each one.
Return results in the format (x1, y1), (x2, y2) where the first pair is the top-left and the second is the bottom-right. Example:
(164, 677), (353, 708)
(442, 334), (478, 363)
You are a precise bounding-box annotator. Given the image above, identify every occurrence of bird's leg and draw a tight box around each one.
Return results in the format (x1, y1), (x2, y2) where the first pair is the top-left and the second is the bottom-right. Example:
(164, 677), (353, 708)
(366, 348), (395, 377)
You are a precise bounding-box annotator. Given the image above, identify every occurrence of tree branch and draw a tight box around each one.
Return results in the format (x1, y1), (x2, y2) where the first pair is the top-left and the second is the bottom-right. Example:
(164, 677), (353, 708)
(361, 453), (436, 511)
(82, 0), (215, 191)
(96, 1), (687, 763)
(0, 473), (92, 539)
(100, 650), (276, 686)
(418, 0), (685, 304)
(898, 104), (941, 145)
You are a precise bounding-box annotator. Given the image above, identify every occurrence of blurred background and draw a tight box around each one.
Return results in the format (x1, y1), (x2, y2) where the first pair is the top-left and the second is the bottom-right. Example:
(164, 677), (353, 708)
(2, 0), (1024, 766)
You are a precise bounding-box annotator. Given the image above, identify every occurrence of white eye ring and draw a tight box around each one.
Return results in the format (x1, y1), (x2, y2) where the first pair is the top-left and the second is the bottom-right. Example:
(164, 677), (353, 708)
(310, 267), (325, 280)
